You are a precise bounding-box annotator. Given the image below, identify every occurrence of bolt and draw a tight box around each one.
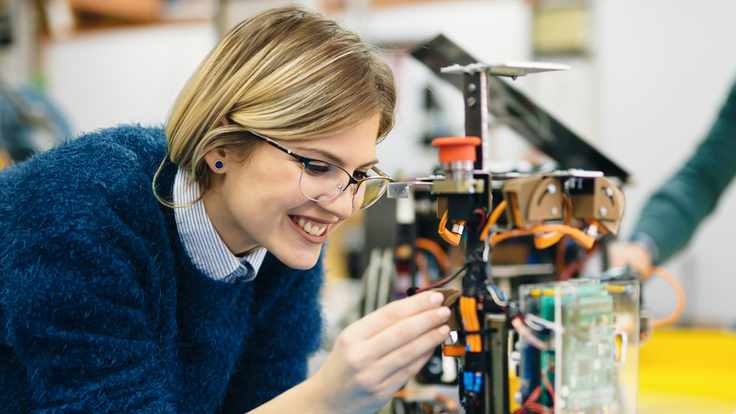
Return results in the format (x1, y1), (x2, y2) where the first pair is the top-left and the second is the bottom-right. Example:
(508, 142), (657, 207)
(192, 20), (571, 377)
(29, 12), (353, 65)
(468, 83), (477, 92)
(467, 97), (477, 107)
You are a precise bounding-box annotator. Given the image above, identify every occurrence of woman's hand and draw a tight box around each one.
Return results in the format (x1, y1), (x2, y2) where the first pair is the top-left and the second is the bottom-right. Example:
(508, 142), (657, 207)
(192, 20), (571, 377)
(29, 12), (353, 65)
(311, 291), (451, 414)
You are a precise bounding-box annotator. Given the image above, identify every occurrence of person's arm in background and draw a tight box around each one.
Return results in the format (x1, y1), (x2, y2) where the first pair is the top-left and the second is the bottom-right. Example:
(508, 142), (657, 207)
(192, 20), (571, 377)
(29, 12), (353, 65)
(611, 78), (736, 274)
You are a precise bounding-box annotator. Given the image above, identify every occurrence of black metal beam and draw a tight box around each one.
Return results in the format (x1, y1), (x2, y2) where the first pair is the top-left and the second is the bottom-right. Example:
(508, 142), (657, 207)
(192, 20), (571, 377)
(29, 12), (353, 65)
(410, 34), (631, 183)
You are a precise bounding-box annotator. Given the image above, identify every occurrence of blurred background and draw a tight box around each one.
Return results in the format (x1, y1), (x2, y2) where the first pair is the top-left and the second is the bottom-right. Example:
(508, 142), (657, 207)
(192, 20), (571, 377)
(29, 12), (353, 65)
(1, 0), (734, 412)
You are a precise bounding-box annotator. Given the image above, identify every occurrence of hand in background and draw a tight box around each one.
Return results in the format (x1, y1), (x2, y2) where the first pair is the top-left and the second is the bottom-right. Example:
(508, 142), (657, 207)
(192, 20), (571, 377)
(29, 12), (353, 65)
(609, 241), (654, 279)
(310, 291), (451, 414)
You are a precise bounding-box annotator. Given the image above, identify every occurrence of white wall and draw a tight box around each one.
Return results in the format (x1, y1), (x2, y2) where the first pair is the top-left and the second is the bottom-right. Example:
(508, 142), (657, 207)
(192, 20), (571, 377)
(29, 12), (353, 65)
(44, 24), (216, 134)
(594, 0), (736, 325)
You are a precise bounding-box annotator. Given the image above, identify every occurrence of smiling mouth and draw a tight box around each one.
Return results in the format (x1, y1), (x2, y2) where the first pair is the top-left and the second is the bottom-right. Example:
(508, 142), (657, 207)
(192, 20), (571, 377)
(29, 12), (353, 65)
(288, 215), (329, 241)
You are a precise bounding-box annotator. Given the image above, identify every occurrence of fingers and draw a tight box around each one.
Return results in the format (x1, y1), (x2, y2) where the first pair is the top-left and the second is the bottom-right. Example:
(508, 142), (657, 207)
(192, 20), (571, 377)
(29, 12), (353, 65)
(359, 306), (451, 360)
(370, 324), (450, 385)
(375, 349), (436, 400)
(342, 291), (445, 341)
(608, 242), (653, 278)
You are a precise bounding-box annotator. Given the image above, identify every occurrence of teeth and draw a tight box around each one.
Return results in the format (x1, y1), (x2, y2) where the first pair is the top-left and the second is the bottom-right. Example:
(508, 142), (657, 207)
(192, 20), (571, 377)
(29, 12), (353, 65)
(295, 217), (327, 237)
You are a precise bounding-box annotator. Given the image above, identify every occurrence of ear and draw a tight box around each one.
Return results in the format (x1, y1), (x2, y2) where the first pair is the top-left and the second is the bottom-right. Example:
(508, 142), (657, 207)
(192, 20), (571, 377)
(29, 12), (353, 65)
(203, 147), (229, 174)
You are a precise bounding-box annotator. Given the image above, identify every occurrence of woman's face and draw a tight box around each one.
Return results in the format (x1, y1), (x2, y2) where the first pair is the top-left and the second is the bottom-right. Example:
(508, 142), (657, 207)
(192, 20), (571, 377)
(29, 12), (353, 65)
(203, 113), (381, 270)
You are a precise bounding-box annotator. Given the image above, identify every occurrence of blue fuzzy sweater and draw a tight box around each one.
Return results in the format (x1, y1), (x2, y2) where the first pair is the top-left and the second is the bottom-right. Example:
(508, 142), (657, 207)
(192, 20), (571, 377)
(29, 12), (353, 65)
(0, 126), (323, 413)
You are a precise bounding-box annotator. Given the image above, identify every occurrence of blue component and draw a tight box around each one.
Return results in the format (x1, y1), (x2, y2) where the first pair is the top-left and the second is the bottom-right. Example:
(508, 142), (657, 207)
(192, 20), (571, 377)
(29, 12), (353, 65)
(494, 285), (508, 301)
(463, 372), (483, 393)
(463, 372), (475, 392)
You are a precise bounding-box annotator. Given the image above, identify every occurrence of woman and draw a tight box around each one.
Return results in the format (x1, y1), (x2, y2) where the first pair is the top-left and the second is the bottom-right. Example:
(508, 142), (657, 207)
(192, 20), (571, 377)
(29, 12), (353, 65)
(0, 7), (451, 414)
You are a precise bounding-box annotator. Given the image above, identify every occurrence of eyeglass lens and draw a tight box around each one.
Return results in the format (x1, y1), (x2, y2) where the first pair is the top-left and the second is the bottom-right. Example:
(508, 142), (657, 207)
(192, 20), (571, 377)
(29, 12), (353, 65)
(298, 163), (388, 209)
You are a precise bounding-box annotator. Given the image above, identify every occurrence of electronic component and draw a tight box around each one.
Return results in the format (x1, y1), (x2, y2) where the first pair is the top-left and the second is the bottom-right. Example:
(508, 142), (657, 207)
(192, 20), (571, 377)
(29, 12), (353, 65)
(382, 34), (643, 414)
(519, 279), (640, 414)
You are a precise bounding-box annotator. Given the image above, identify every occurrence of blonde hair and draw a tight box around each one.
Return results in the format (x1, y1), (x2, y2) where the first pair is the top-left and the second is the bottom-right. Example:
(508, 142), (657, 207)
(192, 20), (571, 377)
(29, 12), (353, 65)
(154, 6), (396, 206)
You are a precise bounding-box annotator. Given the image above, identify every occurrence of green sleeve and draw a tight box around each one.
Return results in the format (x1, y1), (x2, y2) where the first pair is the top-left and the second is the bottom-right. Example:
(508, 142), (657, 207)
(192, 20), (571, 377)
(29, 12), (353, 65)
(632, 79), (736, 264)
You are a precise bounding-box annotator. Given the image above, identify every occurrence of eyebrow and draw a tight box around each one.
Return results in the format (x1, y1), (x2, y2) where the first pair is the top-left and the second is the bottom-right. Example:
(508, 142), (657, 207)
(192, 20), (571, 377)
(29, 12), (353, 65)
(294, 146), (379, 170)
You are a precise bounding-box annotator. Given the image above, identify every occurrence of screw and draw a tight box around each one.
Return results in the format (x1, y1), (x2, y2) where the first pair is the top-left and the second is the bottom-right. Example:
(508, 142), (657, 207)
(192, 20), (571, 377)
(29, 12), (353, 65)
(468, 83), (477, 92)
(599, 207), (608, 217)
(467, 97), (477, 107)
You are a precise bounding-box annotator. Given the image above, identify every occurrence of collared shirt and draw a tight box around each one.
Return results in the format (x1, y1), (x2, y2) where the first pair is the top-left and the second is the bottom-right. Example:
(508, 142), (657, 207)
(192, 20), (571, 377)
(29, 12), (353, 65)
(173, 167), (267, 282)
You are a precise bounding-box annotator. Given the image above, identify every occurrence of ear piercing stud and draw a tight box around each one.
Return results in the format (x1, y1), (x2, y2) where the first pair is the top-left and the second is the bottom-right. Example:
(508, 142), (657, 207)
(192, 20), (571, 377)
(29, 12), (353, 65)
(214, 160), (224, 169)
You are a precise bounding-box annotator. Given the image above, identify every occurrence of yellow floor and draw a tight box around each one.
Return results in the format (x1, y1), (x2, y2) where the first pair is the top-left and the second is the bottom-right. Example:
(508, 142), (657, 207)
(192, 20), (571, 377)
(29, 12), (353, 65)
(639, 329), (736, 414)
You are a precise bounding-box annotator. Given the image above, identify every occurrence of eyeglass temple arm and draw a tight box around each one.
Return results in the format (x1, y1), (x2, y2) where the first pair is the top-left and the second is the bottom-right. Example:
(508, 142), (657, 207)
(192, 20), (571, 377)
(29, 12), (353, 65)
(372, 166), (393, 180)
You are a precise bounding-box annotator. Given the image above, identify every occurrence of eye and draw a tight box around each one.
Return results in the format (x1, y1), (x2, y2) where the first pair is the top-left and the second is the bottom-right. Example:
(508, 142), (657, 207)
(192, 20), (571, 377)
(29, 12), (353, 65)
(353, 170), (370, 180)
(303, 160), (333, 176)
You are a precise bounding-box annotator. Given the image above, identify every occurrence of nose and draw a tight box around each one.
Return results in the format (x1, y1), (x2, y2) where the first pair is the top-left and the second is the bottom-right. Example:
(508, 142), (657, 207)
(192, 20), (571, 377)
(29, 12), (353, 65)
(318, 187), (355, 220)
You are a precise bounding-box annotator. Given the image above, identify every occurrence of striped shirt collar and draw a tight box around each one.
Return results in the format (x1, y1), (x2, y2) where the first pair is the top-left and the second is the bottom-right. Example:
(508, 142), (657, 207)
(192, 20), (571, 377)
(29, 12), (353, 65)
(173, 167), (267, 282)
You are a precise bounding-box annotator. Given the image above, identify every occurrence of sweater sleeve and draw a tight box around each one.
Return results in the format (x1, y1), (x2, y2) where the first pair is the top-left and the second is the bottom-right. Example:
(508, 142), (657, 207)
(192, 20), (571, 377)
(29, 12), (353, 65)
(4, 230), (179, 413)
(220, 258), (324, 414)
(632, 79), (736, 263)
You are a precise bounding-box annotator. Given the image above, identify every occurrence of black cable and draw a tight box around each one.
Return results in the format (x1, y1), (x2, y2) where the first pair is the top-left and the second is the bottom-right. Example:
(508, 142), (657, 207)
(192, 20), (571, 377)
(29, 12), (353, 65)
(409, 263), (469, 295)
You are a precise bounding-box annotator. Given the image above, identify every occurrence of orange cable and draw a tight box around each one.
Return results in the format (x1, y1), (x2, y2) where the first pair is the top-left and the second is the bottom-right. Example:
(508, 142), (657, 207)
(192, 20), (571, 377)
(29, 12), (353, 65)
(490, 224), (595, 250)
(534, 231), (565, 250)
(415, 238), (450, 273)
(480, 200), (508, 241)
(648, 266), (686, 328)
(438, 211), (462, 246)
(459, 297), (482, 352)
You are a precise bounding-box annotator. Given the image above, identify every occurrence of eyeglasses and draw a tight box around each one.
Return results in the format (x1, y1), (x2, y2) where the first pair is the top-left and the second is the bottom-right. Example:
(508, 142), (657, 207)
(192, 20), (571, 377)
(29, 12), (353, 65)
(247, 130), (392, 210)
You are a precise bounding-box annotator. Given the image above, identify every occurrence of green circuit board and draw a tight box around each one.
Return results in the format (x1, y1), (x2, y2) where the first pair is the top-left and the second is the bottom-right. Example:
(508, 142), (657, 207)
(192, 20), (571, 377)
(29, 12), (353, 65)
(521, 281), (625, 413)
(558, 284), (617, 411)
